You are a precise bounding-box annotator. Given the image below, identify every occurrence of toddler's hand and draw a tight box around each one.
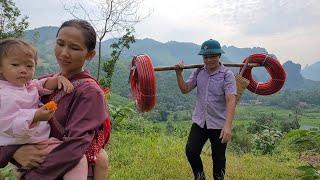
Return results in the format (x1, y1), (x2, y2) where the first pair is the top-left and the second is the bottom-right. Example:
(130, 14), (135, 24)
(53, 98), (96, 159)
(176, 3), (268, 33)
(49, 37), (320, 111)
(57, 75), (74, 93)
(33, 106), (54, 123)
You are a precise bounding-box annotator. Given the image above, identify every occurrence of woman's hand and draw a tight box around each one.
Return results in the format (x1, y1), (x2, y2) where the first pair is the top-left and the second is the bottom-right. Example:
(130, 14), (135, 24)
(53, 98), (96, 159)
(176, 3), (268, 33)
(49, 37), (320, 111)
(57, 75), (74, 93)
(13, 144), (49, 169)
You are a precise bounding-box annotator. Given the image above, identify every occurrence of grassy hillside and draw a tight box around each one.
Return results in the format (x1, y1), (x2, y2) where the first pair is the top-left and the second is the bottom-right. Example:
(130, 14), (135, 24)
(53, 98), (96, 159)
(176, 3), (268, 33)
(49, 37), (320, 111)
(2, 103), (320, 179)
(108, 131), (303, 180)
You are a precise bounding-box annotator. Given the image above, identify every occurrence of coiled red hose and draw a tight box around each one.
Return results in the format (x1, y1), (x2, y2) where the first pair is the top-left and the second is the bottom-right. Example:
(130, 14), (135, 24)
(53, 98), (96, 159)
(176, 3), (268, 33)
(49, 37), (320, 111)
(240, 53), (286, 95)
(130, 55), (156, 112)
(130, 54), (286, 112)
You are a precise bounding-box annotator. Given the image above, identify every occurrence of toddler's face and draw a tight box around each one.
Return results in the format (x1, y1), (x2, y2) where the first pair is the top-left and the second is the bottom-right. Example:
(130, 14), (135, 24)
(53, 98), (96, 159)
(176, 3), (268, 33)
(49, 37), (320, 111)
(0, 48), (36, 86)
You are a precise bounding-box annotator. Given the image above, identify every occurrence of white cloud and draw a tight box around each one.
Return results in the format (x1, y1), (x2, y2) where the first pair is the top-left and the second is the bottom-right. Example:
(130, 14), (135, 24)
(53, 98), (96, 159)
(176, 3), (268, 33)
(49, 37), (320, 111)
(13, 0), (320, 66)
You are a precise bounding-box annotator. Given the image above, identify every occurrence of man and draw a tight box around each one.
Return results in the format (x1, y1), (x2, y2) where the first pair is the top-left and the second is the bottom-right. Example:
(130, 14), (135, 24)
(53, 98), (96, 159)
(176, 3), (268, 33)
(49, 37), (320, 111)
(175, 39), (237, 180)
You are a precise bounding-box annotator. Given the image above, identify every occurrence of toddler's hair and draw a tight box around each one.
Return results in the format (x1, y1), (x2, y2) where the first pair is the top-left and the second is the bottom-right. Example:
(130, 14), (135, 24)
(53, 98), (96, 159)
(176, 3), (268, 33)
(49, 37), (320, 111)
(0, 39), (38, 65)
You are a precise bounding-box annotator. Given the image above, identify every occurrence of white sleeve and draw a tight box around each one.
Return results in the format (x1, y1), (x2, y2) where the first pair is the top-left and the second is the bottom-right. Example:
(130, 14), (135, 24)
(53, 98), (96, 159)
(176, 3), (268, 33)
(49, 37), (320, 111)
(11, 109), (39, 138)
(186, 68), (201, 90)
(0, 95), (39, 139)
(31, 78), (53, 96)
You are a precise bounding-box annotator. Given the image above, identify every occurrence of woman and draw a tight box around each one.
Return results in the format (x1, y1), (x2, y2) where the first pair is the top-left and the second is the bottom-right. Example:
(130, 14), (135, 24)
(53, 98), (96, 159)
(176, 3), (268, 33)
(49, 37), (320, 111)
(0, 19), (110, 180)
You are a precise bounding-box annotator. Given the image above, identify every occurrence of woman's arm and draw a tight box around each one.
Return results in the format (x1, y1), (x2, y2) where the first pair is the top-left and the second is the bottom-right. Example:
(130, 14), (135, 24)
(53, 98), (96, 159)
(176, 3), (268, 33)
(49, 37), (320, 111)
(22, 84), (107, 180)
(43, 75), (74, 93)
(13, 144), (49, 169)
(0, 145), (49, 169)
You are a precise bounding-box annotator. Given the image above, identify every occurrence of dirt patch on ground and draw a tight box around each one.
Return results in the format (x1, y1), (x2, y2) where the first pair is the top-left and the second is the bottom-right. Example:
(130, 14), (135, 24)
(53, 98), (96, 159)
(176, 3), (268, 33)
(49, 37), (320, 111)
(301, 153), (320, 169)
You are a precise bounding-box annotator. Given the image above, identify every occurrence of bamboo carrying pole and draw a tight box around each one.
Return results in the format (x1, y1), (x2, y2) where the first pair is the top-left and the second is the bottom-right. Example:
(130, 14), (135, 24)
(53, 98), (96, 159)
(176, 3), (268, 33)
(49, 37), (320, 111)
(130, 54), (286, 112)
(152, 61), (255, 104)
(153, 63), (261, 71)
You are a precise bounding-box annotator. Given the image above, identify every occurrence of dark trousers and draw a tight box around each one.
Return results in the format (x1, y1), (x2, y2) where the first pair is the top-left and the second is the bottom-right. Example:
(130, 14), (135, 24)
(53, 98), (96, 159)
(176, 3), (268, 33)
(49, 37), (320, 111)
(185, 123), (227, 180)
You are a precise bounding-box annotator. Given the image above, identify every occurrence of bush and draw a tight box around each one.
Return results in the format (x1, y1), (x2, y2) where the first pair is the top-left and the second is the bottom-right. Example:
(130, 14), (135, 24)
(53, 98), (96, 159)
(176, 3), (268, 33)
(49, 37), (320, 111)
(278, 129), (320, 153)
(247, 113), (276, 134)
(229, 124), (254, 154)
(279, 118), (300, 133)
(252, 128), (282, 154)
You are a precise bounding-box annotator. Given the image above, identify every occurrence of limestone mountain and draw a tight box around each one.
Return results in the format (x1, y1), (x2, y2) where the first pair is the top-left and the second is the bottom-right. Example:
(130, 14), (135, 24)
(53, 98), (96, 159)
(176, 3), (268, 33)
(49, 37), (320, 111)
(302, 61), (320, 81)
(282, 61), (320, 89)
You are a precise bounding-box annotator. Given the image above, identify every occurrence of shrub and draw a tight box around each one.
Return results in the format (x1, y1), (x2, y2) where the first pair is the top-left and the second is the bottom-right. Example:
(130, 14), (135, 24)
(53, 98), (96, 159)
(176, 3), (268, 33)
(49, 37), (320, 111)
(278, 129), (320, 153)
(229, 124), (254, 154)
(252, 128), (283, 154)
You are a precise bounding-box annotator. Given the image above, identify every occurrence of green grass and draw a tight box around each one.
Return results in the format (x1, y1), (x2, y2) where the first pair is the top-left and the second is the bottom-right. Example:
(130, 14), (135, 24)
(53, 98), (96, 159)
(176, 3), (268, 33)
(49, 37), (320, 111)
(235, 105), (320, 128)
(3, 104), (317, 179)
(0, 127), (307, 180)
(108, 132), (191, 179)
(109, 93), (132, 106)
(300, 117), (320, 128)
(108, 131), (304, 180)
(235, 105), (291, 120)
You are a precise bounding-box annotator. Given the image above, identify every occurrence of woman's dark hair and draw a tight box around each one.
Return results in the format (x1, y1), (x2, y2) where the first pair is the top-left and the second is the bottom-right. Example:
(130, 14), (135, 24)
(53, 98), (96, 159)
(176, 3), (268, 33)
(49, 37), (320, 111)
(56, 19), (97, 51)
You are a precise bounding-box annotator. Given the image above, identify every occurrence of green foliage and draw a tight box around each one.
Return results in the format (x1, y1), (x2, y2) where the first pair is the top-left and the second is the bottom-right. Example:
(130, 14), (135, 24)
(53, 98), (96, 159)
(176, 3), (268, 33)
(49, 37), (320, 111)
(290, 131), (320, 152)
(246, 113), (284, 154)
(0, 0), (29, 39)
(260, 89), (320, 108)
(247, 113), (277, 134)
(247, 112), (300, 135)
(282, 130), (320, 153)
(229, 124), (254, 154)
(252, 127), (283, 154)
(100, 28), (135, 88)
(108, 102), (135, 131)
(297, 165), (320, 180)
(0, 164), (16, 180)
(108, 101), (162, 135)
(279, 117), (300, 133)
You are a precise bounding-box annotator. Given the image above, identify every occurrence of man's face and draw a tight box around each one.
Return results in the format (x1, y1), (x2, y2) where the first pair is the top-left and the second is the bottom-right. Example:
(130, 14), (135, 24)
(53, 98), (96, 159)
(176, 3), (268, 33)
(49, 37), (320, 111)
(203, 54), (220, 71)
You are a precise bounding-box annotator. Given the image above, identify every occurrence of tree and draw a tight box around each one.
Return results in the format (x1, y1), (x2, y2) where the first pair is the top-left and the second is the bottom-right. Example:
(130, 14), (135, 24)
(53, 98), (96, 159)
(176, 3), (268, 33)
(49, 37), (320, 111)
(0, 0), (29, 39)
(100, 28), (135, 88)
(64, 0), (147, 80)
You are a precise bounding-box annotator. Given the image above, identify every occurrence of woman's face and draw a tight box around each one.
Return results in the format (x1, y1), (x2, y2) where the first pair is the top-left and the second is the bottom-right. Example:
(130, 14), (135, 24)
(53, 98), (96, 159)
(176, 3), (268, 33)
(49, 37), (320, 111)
(54, 26), (95, 77)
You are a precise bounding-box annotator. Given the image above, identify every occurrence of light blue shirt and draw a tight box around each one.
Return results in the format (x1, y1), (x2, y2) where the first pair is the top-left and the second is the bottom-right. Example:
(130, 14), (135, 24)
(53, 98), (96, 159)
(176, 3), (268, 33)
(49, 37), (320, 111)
(186, 64), (237, 129)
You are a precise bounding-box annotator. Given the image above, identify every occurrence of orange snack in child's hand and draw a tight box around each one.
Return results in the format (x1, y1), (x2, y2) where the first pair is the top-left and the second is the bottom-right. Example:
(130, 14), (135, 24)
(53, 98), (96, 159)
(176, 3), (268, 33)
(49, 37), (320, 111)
(44, 101), (58, 111)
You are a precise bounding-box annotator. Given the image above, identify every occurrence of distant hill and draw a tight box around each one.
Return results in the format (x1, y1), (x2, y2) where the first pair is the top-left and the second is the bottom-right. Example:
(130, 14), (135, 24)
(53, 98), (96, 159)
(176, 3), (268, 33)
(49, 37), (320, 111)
(302, 61), (320, 81)
(222, 46), (268, 63)
(21, 26), (320, 120)
(282, 61), (320, 89)
(24, 26), (58, 44)
(23, 26), (319, 91)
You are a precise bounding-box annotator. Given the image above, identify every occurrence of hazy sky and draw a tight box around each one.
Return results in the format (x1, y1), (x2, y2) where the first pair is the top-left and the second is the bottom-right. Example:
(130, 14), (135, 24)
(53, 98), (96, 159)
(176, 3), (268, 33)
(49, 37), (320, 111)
(14, 0), (320, 66)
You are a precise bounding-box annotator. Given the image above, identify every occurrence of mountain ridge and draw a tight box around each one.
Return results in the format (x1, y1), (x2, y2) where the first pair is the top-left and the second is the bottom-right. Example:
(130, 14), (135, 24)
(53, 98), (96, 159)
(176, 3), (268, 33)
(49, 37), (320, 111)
(23, 26), (320, 90)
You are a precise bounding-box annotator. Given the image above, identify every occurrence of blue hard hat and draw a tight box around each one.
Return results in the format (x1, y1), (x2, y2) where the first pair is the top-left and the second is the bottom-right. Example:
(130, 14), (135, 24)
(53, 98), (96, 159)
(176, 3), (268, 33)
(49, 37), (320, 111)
(198, 39), (225, 55)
